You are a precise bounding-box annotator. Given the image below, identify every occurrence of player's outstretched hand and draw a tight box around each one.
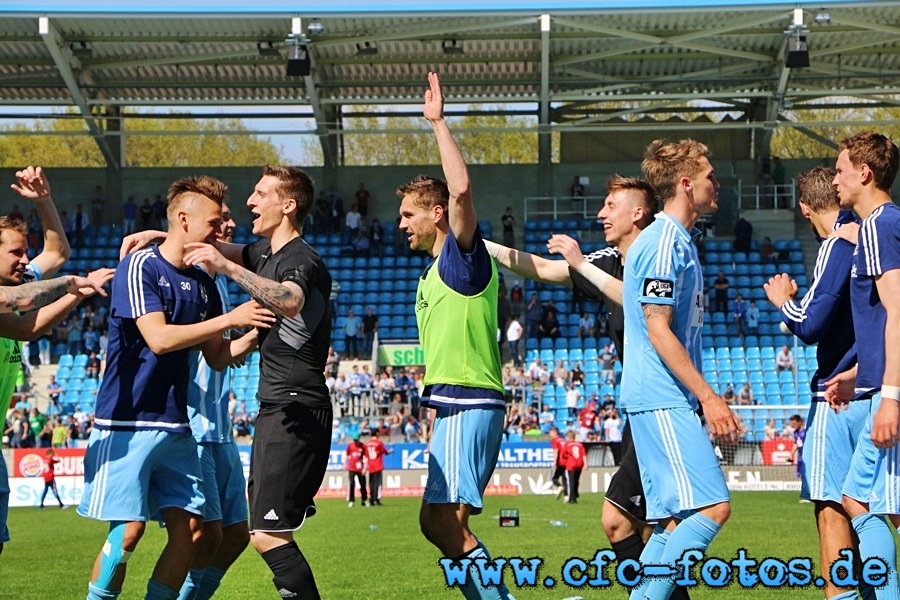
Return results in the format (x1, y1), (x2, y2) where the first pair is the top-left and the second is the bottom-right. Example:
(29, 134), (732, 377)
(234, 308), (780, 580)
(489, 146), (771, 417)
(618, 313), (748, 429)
(184, 242), (230, 274)
(546, 234), (585, 269)
(423, 72), (444, 124)
(830, 222), (859, 245)
(702, 394), (739, 442)
(11, 166), (51, 201)
(227, 300), (277, 330)
(66, 268), (115, 299)
(823, 368), (856, 413)
(763, 273), (798, 308)
(871, 398), (900, 448)
(120, 230), (166, 260)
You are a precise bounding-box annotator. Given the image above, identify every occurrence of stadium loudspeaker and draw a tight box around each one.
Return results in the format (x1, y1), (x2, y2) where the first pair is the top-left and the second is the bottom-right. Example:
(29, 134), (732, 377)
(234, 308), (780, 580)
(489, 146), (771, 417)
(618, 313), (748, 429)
(784, 36), (810, 69)
(286, 46), (311, 77)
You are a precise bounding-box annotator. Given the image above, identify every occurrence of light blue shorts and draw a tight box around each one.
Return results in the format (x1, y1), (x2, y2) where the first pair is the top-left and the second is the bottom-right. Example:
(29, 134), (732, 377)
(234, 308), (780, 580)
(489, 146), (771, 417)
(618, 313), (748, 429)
(843, 394), (900, 515)
(425, 407), (504, 515)
(0, 456), (9, 543)
(197, 441), (248, 527)
(78, 429), (204, 522)
(801, 399), (870, 503)
(628, 407), (730, 521)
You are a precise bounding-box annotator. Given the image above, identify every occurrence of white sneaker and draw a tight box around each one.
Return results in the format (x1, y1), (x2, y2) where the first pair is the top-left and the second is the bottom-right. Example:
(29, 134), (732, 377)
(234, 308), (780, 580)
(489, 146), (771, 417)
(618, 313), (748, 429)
(556, 486), (565, 500)
(348, 501), (354, 508)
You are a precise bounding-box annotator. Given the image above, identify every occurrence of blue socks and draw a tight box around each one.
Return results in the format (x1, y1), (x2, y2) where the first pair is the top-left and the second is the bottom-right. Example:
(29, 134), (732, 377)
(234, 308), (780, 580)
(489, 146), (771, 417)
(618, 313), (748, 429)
(636, 514), (721, 600)
(176, 568), (205, 600)
(145, 579), (178, 600)
(194, 567), (226, 600)
(459, 540), (515, 600)
(852, 514), (900, 600)
(86, 583), (120, 600)
(629, 527), (669, 600)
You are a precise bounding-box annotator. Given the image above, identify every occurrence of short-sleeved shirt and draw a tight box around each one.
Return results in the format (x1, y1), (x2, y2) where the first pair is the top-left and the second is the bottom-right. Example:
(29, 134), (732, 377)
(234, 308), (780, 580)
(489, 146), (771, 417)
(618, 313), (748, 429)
(561, 440), (586, 470)
(346, 442), (365, 473)
(364, 438), (388, 473)
(621, 213), (704, 413)
(93, 245), (222, 433)
(851, 202), (900, 392)
(242, 237), (332, 408)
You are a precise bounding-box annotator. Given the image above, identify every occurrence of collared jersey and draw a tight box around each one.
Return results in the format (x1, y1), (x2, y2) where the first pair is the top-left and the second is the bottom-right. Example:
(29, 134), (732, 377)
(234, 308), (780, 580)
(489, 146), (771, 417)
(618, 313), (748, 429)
(94, 245), (222, 433)
(851, 202), (900, 392)
(621, 213), (704, 413)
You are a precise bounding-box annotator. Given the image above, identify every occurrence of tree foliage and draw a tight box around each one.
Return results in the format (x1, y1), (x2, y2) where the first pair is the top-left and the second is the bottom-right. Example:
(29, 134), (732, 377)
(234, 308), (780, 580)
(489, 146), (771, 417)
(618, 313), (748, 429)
(771, 105), (900, 158)
(0, 112), (286, 167)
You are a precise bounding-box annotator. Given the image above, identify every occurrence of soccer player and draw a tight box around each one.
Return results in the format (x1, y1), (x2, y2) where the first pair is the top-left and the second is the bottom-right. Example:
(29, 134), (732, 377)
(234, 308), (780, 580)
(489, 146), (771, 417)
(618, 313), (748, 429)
(827, 131), (900, 598)
(39, 448), (64, 509)
(396, 72), (513, 599)
(764, 165), (868, 600)
(177, 202), (255, 600)
(78, 176), (274, 600)
(561, 430), (586, 504)
(548, 427), (566, 498)
(364, 431), (392, 506)
(623, 139), (738, 600)
(485, 176), (689, 597)
(181, 165), (333, 600)
(346, 434), (368, 508)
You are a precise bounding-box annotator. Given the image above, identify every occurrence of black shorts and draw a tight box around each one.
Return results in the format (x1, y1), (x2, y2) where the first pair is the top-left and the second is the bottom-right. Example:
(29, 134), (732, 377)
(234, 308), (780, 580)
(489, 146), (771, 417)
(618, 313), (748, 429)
(248, 402), (333, 533)
(604, 420), (653, 524)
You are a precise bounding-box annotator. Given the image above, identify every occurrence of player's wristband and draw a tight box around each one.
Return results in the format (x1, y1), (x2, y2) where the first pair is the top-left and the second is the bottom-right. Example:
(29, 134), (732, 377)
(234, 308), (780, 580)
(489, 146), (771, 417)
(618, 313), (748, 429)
(881, 385), (900, 402)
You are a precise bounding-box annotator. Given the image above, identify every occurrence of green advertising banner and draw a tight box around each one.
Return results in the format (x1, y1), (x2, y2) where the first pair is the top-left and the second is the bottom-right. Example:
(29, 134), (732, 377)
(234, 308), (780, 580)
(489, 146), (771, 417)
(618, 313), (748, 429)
(379, 343), (425, 366)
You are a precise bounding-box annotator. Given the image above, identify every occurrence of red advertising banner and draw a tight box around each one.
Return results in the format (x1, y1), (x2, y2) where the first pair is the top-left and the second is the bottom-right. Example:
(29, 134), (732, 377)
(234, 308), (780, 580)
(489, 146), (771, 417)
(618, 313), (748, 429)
(760, 439), (795, 467)
(12, 447), (86, 478)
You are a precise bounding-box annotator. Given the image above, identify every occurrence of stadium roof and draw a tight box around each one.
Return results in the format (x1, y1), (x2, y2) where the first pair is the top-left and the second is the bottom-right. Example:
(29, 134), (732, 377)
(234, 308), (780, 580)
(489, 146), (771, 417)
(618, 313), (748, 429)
(0, 0), (897, 165)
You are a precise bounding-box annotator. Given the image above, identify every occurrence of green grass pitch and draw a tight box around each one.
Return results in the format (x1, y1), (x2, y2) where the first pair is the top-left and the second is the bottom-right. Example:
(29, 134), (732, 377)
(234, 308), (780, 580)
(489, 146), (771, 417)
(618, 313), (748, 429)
(0, 492), (872, 598)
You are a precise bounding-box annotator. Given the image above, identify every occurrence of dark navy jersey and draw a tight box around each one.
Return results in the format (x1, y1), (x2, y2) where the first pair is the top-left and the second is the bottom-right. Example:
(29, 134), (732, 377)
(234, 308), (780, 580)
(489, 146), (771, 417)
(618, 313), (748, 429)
(851, 202), (900, 392)
(434, 225), (493, 296)
(94, 245), (223, 433)
(242, 236), (332, 408)
(569, 247), (624, 355)
(780, 210), (858, 399)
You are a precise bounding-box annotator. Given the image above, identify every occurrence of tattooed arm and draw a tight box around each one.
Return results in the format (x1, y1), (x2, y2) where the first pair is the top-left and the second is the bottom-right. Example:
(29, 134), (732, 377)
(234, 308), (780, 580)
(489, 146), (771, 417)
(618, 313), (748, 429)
(182, 243), (303, 318)
(0, 275), (106, 313)
(642, 302), (738, 440)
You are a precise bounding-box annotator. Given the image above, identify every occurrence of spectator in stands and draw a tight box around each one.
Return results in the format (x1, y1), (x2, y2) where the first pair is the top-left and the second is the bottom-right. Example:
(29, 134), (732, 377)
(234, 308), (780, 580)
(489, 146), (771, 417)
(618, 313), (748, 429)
(46, 375), (62, 413)
(71, 203), (89, 248)
(29, 407), (48, 448)
(764, 419), (778, 440)
(524, 293), (542, 339)
(578, 312), (595, 340)
(526, 356), (544, 383)
(599, 344), (615, 384)
(760, 236), (775, 263)
(510, 367), (528, 405)
(596, 311), (609, 338)
(745, 300), (760, 337)
(502, 366), (516, 402)
(570, 176), (585, 199)
(500, 206), (516, 248)
(138, 197), (154, 231)
(565, 382), (581, 419)
(722, 383), (735, 403)
(151, 194), (167, 230)
(538, 309), (560, 341)
(738, 382), (754, 405)
(85, 351), (101, 379)
(122, 196), (138, 234)
(82, 323), (100, 355)
(713, 270), (730, 313)
(375, 417), (391, 437)
(506, 316), (523, 367)
(578, 400), (599, 441)
(732, 293), (747, 337)
(355, 183), (370, 219)
(734, 216), (753, 253)
(509, 281), (524, 318)
(66, 319), (83, 356)
(325, 345), (340, 379)
(329, 280), (341, 329)
(51, 418), (68, 448)
(330, 419), (344, 444)
(334, 374), (351, 416)
(343, 308), (362, 360)
(38, 335), (51, 367)
(362, 307), (379, 358)
(569, 361), (584, 387)
(344, 203), (362, 245)
(351, 229), (370, 257)
(403, 415), (421, 442)
(604, 407), (624, 464)
(775, 344), (796, 375)
(368, 218), (384, 258)
(522, 405), (539, 433)
(539, 404), (554, 435)
(553, 360), (568, 387)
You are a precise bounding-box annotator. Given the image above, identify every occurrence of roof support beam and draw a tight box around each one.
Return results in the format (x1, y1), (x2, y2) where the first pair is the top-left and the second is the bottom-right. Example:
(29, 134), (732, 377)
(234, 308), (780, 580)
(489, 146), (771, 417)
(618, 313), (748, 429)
(538, 14), (552, 194)
(303, 46), (338, 169)
(38, 16), (119, 169)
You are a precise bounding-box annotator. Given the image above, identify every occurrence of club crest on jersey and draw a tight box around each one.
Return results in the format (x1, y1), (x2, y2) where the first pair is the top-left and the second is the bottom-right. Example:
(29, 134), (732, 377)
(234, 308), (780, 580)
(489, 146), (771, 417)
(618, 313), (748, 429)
(643, 278), (673, 298)
(200, 284), (208, 304)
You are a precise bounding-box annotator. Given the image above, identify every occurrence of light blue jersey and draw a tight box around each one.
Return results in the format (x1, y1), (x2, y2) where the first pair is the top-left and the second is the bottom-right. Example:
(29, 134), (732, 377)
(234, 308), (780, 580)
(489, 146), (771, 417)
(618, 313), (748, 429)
(621, 212), (704, 413)
(187, 275), (234, 444)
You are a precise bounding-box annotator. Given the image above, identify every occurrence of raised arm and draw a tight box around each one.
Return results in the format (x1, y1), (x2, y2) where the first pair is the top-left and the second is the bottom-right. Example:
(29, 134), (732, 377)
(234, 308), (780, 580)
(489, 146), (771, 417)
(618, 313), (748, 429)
(11, 166), (71, 277)
(484, 240), (571, 286)
(183, 243), (302, 318)
(424, 72), (476, 251)
(643, 302), (738, 440)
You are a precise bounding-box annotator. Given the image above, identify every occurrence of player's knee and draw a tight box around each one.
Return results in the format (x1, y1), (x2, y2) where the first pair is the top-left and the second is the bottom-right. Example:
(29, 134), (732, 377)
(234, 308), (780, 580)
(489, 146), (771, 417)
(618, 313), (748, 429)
(121, 521), (146, 552)
(601, 506), (631, 541)
(701, 501), (731, 525)
(220, 523), (250, 559)
(201, 522), (224, 556)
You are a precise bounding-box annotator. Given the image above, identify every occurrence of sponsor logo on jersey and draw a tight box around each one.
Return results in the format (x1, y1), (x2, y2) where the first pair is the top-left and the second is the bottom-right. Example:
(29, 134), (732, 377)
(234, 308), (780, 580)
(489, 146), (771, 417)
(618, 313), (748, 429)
(158, 276), (170, 287)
